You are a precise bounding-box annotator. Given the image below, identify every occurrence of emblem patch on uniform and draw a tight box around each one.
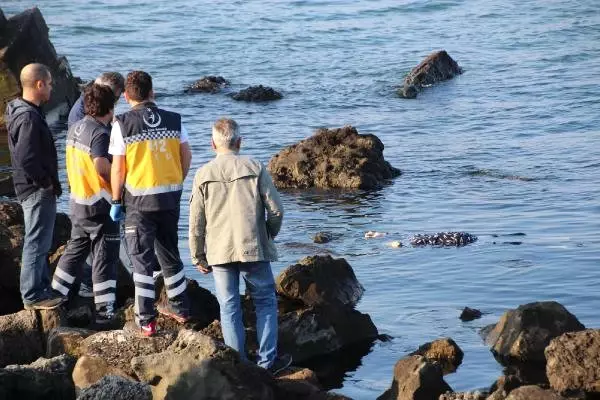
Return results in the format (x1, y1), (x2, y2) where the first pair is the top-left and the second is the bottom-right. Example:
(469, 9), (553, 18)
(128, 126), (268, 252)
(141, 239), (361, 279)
(74, 123), (84, 137)
(143, 108), (162, 128)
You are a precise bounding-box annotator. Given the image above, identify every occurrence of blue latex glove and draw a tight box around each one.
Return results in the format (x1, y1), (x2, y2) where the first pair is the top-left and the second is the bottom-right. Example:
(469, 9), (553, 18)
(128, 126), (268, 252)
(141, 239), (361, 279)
(109, 203), (124, 221)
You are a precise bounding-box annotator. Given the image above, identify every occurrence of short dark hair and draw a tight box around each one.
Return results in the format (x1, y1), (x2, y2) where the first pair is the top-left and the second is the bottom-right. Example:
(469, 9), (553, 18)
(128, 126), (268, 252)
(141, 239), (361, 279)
(95, 72), (125, 95)
(83, 83), (116, 117)
(125, 70), (152, 101)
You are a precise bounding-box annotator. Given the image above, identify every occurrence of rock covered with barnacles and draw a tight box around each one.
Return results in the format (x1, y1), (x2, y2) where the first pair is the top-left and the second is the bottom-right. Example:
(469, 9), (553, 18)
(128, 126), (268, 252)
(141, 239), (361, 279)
(410, 232), (477, 247)
(185, 76), (229, 93)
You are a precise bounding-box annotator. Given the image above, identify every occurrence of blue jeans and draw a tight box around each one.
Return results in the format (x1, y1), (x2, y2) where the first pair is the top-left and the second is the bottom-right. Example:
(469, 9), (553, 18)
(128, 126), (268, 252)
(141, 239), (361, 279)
(212, 261), (278, 369)
(20, 187), (56, 304)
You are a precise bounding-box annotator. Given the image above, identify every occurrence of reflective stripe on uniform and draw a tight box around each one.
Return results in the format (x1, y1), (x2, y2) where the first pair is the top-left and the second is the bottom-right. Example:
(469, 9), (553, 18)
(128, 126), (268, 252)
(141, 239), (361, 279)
(51, 279), (70, 296)
(167, 280), (187, 298)
(125, 183), (183, 197)
(164, 270), (185, 285)
(54, 268), (76, 284)
(93, 280), (117, 292)
(94, 293), (116, 304)
(133, 272), (154, 285)
(136, 287), (155, 299)
(70, 189), (112, 206)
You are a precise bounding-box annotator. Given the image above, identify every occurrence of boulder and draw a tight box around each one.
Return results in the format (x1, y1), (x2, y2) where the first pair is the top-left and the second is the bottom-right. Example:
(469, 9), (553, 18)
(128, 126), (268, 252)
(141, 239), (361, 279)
(376, 355), (452, 400)
(232, 84), (282, 102)
(79, 328), (177, 377)
(487, 374), (523, 399)
(399, 50), (462, 99)
(545, 329), (600, 395)
(0, 174), (15, 197)
(486, 301), (584, 365)
(185, 75), (229, 93)
(276, 255), (364, 308)
(410, 232), (477, 247)
(155, 276), (220, 331)
(0, 201), (71, 316)
(0, 308), (64, 367)
(278, 305), (378, 363)
(267, 126), (400, 190)
(409, 338), (464, 375)
(76, 375), (152, 400)
(0, 7), (79, 130)
(0, 355), (76, 399)
(312, 232), (332, 244)
(72, 355), (130, 391)
(459, 307), (482, 322)
(46, 327), (95, 357)
(505, 385), (567, 400)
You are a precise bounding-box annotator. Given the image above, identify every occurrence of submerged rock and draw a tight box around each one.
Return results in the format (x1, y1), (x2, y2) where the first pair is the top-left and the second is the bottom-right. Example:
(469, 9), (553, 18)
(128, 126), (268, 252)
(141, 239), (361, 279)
(276, 255), (364, 308)
(377, 355), (452, 400)
(399, 50), (462, 98)
(185, 75), (229, 93)
(312, 231), (333, 244)
(460, 307), (483, 322)
(545, 329), (600, 395)
(486, 301), (585, 365)
(232, 84), (282, 102)
(410, 232), (477, 247)
(267, 126), (401, 190)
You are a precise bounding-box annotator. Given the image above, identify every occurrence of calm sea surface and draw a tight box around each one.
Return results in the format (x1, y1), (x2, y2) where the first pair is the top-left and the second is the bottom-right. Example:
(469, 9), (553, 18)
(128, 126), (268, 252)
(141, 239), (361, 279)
(3, 0), (600, 397)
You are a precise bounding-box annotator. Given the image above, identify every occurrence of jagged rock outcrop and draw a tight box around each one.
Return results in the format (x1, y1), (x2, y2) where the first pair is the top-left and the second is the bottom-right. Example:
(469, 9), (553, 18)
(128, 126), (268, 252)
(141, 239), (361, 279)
(76, 375), (152, 400)
(377, 355), (452, 400)
(545, 329), (600, 396)
(46, 326), (95, 358)
(276, 255), (364, 308)
(505, 385), (567, 400)
(484, 301), (585, 365)
(0, 355), (76, 399)
(0, 7), (79, 130)
(185, 75), (229, 93)
(409, 338), (464, 375)
(232, 84), (282, 101)
(399, 50), (462, 99)
(268, 126), (400, 190)
(0, 308), (64, 367)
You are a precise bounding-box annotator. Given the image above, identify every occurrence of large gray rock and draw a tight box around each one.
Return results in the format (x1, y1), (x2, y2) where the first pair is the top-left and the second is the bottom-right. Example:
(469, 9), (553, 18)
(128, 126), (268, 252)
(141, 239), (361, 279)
(545, 329), (600, 395)
(376, 355), (452, 400)
(0, 355), (76, 399)
(399, 50), (462, 99)
(505, 385), (567, 400)
(0, 308), (64, 367)
(79, 328), (176, 377)
(77, 375), (152, 400)
(267, 126), (401, 190)
(47, 327), (95, 358)
(485, 301), (585, 365)
(0, 7), (79, 126)
(276, 255), (364, 308)
(278, 305), (378, 363)
(409, 338), (463, 375)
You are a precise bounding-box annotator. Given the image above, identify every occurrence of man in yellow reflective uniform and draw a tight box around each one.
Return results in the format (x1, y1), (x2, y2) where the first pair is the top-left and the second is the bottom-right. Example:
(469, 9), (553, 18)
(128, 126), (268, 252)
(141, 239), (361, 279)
(52, 84), (120, 324)
(109, 71), (191, 337)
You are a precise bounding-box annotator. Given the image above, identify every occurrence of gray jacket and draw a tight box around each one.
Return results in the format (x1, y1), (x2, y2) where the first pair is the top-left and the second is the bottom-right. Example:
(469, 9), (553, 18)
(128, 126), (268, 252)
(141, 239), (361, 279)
(189, 152), (284, 266)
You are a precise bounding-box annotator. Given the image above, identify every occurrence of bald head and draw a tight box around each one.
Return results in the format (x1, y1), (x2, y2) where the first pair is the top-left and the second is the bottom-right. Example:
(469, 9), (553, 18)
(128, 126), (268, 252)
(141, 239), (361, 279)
(20, 63), (51, 89)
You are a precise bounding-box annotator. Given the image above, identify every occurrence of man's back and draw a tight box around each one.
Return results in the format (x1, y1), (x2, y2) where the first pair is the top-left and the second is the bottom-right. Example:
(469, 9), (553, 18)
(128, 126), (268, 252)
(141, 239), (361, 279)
(191, 153), (283, 266)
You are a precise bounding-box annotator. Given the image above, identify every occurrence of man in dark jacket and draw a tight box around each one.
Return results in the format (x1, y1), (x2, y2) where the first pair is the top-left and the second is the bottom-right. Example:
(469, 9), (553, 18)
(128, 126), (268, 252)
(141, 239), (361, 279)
(5, 63), (64, 310)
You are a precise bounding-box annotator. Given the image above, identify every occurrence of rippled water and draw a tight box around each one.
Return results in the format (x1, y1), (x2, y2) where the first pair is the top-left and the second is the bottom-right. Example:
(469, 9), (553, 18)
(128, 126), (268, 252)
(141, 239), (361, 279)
(3, 0), (600, 397)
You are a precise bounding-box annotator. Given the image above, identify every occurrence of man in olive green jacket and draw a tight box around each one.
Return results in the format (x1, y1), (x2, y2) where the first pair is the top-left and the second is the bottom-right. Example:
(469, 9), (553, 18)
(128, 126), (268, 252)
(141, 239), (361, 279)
(189, 118), (291, 374)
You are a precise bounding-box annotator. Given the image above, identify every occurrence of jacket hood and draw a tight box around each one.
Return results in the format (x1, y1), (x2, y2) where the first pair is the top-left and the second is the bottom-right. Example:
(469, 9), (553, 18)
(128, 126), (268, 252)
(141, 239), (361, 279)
(5, 98), (42, 131)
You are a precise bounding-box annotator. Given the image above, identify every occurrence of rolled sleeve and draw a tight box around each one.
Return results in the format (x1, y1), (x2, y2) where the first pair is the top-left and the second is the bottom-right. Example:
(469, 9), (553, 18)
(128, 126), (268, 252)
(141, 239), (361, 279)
(108, 121), (126, 156)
